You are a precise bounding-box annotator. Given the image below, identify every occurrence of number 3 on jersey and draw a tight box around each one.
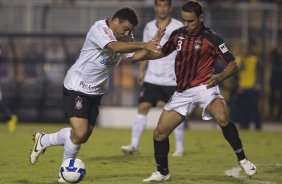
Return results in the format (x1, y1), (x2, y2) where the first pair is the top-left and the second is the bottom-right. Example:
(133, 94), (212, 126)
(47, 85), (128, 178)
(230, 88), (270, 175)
(177, 40), (183, 51)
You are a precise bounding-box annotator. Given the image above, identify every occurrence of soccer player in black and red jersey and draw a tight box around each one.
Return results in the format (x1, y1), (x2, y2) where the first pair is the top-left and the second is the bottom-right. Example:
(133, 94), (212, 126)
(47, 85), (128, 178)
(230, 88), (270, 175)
(130, 1), (257, 182)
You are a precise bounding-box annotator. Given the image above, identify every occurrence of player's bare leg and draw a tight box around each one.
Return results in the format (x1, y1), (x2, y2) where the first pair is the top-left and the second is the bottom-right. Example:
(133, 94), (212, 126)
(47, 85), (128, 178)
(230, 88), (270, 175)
(143, 110), (184, 182)
(206, 98), (256, 176)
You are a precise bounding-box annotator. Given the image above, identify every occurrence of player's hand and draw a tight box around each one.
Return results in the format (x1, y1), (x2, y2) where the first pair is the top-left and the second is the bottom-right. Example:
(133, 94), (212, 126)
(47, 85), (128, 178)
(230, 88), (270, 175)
(145, 39), (162, 53)
(205, 74), (220, 88)
(152, 27), (166, 43)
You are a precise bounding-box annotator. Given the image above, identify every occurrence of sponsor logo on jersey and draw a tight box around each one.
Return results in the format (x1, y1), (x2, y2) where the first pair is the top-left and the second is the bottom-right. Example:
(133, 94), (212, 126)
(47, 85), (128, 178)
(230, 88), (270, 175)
(178, 36), (185, 40)
(100, 51), (119, 66)
(219, 43), (228, 54)
(99, 59), (117, 66)
(79, 81), (100, 92)
(102, 27), (115, 40)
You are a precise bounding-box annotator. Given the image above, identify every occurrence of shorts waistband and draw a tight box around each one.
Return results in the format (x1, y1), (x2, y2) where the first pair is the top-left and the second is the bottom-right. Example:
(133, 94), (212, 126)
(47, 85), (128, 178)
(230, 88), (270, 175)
(184, 85), (207, 93)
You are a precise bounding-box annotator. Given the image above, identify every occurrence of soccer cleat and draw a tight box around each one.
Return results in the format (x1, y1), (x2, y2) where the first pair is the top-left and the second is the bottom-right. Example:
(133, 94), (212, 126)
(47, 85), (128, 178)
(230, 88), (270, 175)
(239, 158), (257, 176)
(121, 144), (139, 155)
(30, 132), (46, 164)
(7, 114), (18, 133)
(143, 171), (170, 182)
(172, 150), (184, 157)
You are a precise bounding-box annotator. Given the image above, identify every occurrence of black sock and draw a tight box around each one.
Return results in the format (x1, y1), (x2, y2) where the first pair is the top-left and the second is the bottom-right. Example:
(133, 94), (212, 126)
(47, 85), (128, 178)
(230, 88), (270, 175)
(221, 121), (246, 161)
(154, 138), (170, 175)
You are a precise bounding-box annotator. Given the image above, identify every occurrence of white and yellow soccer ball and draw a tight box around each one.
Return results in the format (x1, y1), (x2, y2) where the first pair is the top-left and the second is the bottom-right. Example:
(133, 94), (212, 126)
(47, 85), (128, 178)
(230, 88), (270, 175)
(60, 158), (86, 183)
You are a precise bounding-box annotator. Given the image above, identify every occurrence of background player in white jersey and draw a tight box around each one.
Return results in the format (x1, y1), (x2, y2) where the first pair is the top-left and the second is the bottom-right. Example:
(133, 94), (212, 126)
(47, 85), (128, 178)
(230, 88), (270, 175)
(29, 7), (164, 182)
(121, 0), (185, 157)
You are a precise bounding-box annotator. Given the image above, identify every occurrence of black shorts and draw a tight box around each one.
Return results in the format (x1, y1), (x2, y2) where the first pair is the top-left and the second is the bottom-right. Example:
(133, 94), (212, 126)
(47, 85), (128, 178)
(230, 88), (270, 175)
(63, 87), (102, 126)
(138, 82), (176, 106)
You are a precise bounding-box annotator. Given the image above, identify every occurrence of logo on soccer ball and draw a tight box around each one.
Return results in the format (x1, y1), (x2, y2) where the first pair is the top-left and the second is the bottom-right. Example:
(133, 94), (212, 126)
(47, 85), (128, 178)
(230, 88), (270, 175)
(75, 96), (83, 110)
(60, 158), (86, 183)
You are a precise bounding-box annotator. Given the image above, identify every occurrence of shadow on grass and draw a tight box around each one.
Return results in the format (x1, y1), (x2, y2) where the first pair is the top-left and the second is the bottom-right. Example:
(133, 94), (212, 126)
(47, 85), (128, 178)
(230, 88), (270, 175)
(84, 174), (237, 184)
(86, 154), (151, 163)
(14, 180), (59, 184)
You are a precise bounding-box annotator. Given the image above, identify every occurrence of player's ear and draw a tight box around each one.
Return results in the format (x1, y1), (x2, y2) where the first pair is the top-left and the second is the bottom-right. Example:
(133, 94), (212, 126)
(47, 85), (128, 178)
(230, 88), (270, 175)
(199, 14), (204, 23)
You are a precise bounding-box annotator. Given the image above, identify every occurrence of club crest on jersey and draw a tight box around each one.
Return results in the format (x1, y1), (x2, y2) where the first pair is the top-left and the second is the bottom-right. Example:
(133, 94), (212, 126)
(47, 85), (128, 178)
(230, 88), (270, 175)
(219, 43), (228, 53)
(74, 96), (83, 110)
(194, 40), (201, 50)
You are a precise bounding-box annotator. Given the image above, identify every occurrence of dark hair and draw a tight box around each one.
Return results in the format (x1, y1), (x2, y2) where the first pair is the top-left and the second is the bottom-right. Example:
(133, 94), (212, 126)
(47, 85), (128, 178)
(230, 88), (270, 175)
(154, 0), (171, 6)
(182, 1), (203, 17)
(112, 7), (139, 26)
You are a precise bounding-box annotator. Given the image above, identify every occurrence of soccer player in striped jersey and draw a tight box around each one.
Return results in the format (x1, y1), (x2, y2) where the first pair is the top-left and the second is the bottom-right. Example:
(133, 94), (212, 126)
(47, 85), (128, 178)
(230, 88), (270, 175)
(121, 0), (186, 157)
(130, 1), (257, 182)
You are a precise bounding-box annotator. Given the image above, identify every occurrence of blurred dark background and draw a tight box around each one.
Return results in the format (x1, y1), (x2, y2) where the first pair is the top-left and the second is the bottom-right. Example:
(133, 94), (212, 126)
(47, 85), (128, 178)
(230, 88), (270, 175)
(0, 0), (281, 124)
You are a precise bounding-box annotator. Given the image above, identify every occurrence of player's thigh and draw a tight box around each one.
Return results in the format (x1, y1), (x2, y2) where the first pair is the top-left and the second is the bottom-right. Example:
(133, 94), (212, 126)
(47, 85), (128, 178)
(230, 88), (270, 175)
(155, 110), (185, 139)
(69, 117), (91, 138)
(206, 98), (228, 125)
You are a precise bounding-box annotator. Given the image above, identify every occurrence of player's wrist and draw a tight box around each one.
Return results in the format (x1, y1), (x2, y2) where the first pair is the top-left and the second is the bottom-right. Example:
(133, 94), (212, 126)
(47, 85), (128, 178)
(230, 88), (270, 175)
(214, 74), (221, 83)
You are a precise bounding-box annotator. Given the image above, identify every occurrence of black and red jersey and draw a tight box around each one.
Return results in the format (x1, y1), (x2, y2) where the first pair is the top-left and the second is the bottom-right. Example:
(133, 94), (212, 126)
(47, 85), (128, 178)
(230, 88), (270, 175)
(162, 25), (235, 92)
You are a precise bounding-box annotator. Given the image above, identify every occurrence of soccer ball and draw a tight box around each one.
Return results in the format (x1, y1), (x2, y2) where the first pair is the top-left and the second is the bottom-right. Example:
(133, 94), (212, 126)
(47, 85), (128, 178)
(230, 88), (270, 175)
(60, 158), (86, 183)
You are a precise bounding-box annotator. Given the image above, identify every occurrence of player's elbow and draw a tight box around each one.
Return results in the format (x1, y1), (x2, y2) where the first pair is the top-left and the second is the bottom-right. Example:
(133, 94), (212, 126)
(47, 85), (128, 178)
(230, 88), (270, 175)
(106, 42), (119, 53)
(234, 61), (239, 70)
(231, 61), (239, 74)
(127, 57), (138, 64)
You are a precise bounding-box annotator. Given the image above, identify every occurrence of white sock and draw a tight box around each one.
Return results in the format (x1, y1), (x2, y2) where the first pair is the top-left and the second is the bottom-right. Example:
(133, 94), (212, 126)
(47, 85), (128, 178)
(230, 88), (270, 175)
(41, 128), (71, 148)
(131, 114), (147, 148)
(174, 122), (185, 152)
(63, 133), (80, 161)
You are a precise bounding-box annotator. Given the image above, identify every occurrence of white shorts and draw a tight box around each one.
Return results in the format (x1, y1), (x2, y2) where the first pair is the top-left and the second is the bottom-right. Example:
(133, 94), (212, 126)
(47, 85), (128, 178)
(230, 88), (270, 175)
(164, 85), (224, 120)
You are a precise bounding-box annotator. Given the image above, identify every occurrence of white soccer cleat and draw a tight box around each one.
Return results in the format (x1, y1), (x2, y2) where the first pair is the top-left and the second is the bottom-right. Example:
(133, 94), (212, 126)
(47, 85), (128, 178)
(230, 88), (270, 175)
(143, 171), (170, 182)
(172, 150), (184, 157)
(121, 144), (139, 155)
(30, 132), (46, 164)
(239, 158), (257, 176)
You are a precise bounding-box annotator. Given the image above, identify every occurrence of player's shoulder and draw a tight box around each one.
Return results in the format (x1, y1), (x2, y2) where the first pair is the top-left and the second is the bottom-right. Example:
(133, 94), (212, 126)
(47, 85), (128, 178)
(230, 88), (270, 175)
(170, 18), (184, 27)
(89, 19), (107, 33)
(202, 26), (224, 45)
(170, 27), (186, 37)
(91, 19), (106, 28)
(145, 19), (157, 29)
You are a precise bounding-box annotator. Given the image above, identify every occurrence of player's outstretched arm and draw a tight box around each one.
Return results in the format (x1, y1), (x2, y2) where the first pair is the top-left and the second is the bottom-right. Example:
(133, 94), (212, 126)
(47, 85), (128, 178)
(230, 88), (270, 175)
(106, 40), (161, 54)
(128, 27), (166, 63)
(205, 60), (238, 88)
(129, 47), (164, 63)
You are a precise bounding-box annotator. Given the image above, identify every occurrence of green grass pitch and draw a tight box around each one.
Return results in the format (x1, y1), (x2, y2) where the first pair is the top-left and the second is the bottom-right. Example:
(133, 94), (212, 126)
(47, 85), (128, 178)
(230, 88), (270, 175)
(0, 123), (281, 184)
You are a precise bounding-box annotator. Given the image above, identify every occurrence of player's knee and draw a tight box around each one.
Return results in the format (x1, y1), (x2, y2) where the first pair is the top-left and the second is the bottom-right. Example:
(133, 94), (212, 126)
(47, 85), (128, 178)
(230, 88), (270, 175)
(153, 128), (169, 141)
(138, 103), (151, 114)
(215, 113), (229, 127)
(72, 130), (89, 144)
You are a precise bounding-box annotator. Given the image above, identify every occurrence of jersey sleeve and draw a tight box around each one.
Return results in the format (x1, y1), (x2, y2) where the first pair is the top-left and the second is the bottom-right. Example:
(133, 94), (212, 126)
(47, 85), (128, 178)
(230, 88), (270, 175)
(161, 30), (178, 56)
(207, 33), (235, 64)
(89, 21), (117, 49)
